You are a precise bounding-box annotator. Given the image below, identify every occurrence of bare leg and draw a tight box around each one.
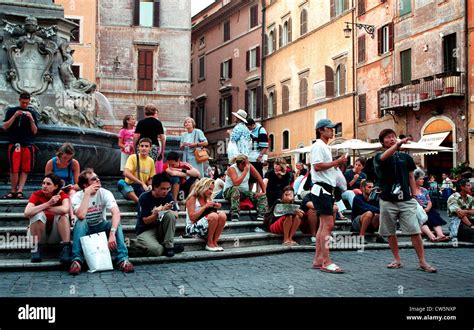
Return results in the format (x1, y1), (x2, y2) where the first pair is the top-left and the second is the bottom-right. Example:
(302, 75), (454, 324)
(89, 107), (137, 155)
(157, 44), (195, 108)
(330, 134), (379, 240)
(307, 209), (318, 237)
(29, 221), (45, 244)
(387, 235), (401, 265)
(359, 212), (374, 237)
(57, 215), (71, 242)
(282, 216), (293, 243)
(213, 213), (227, 246)
(17, 172), (29, 193)
(171, 183), (179, 202)
(206, 214), (218, 247)
(411, 234), (429, 266)
(10, 172), (19, 193)
(421, 224), (436, 241)
(127, 192), (139, 203)
(317, 214), (335, 267)
(433, 226), (446, 239)
(289, 216), (302, 242)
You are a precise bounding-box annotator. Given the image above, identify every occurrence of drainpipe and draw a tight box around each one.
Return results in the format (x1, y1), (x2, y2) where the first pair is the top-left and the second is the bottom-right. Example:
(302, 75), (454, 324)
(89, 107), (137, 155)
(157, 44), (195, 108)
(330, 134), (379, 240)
(465, 0), (469, 163)
(352, 0), (357, 139)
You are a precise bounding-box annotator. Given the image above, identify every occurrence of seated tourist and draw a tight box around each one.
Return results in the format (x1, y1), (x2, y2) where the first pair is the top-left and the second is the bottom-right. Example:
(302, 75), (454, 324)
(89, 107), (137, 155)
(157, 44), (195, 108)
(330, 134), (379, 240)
(413, 172), (449, 242)
(185, 178), (227, 251)
(440, 172), (454, 201)
(24, 173), (71, 263)
(211, 170), (226, 200)
(45, 143), (80, 192)
(69, 169), (134, 275)
(164, 151), (201, 201)
(298, 193), (319, 244)
(223, 154), (268, 222)
(264, 158), (293, 207)
(351, 179), (385, 243)
(118, 137), (155, 203)
(135, 173), (184, 257)
(447, 179), (474, 242)
(342, 158), (366, 208)
(263, 186), (302, 246)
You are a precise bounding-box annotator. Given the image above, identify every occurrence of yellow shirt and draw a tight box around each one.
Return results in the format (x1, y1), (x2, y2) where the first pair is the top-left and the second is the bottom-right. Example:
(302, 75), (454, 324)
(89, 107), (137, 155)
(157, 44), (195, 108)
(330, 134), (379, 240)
(124, 154), (155, 184)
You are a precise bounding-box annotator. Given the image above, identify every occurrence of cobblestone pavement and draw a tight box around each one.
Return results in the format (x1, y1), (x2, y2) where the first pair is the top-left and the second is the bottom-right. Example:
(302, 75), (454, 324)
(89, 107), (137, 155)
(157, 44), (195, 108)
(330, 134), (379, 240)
(0, 248), (473, 298)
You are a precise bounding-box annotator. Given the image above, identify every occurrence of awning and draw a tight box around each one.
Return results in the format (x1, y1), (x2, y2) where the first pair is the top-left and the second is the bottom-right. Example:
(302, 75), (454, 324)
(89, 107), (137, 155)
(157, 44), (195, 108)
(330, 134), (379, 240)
(418, 131), (450, 147)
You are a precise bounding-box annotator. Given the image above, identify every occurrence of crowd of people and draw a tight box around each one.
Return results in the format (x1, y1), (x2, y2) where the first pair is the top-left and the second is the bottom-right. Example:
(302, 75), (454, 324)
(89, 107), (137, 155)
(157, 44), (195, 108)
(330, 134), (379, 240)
(3, 93), (474, 276)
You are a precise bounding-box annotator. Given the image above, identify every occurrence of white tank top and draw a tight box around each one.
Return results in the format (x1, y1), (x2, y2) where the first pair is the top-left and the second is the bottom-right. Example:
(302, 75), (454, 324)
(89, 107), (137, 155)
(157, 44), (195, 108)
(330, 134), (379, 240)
(223, 164), (250, 192)
(186, 198), (202, 227)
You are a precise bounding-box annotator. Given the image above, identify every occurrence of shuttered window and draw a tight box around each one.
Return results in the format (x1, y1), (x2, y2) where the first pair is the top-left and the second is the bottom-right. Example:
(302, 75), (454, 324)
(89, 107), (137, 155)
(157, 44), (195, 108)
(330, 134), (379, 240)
(358, 0), (365, 16)
(282, 85), (290, 113)
(134, 0), (160, 27)
(325, 66), (334, 98)
(300, 9), (307, 35)
(399, 0), (411, 16)
(443, 33), (457, 73)
(299, 78), (308, 107)
(250, 5), (258, 28)
(137, 49), (153, 91)
(224, 20), (230, 42)
(358, 35), (366, 63)
(335, 64), (346, 96)
(359, 94), (366, 122)
(199, 56), (205, 80)
(400, 49), (411, 86)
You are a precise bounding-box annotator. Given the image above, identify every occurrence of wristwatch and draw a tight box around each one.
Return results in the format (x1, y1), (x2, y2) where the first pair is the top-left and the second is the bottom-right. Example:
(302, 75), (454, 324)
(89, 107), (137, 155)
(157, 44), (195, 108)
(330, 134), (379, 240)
(110, 227), (117, 233)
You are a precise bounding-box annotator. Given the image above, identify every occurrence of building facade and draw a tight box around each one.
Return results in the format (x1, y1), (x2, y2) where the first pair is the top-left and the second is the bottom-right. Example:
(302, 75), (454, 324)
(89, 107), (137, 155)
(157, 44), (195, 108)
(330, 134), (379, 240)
(191, 0), (263, 165)
(54, 0), (97, 83)
(359, 0), (466, 177)
(468, 0), (474, 165)
(96, 0), (191, 134)
(262, 0), (355, 163)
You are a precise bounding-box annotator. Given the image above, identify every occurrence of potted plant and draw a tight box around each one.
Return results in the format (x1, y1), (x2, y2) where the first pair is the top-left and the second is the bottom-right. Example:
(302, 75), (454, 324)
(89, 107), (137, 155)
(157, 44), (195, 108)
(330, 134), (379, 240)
(420, 92), (429, 100)
(435, 89), (443, 96)
(445, 86), (454, 94)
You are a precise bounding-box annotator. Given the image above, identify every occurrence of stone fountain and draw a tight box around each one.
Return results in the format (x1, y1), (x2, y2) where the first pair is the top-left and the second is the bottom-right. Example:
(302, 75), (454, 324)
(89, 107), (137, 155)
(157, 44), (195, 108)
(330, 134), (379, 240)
(0, 0), (121, 175)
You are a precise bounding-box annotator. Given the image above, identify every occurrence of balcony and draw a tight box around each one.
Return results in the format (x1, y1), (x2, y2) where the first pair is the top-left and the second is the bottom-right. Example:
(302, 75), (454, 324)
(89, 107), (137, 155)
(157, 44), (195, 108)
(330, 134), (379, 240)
(379, 71), (465, 111)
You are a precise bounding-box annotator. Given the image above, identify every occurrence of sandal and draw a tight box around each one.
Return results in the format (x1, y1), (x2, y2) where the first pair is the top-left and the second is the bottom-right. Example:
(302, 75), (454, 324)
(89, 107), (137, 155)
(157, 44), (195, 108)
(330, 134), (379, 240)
(312, 263), (322, 269)
(2, 192), (17, 199)
(16, 191), (25, 199)
(418, 264), (437, 273)
(387, 261), (403, 269)
(435, 236), (450, 242)
(320, 263), (345, 273)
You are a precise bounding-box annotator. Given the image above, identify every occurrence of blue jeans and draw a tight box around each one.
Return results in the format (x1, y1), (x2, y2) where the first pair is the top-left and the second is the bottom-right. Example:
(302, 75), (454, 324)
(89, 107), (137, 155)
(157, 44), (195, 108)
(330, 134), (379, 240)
(71, 220), (129, 264)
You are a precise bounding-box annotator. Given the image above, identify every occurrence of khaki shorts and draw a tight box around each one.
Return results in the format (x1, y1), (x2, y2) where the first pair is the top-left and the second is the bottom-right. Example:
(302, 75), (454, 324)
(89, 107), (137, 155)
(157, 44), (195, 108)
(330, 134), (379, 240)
(379, 199), (421, 236)
(27, 212), (67, 244)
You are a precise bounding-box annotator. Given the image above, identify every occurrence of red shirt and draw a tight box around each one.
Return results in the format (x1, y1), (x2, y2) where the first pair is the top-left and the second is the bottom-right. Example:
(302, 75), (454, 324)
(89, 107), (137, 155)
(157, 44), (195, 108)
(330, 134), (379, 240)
(29, 190), (69, 221)
(163, 161), (193, 184)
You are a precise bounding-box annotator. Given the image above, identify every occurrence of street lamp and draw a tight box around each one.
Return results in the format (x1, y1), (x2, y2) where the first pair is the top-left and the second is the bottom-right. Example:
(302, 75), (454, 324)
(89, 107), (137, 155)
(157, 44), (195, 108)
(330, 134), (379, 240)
(344, 22), (375, 39)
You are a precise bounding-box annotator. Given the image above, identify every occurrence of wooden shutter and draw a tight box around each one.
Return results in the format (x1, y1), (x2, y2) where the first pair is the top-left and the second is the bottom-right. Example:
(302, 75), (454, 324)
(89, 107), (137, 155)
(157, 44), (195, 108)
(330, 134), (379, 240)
(220, 62), (223, 79)
(344, 0), (349, 11)
(263, 94), (268, 118)
(377, 90), (382, 118)
(138, 49), (153, 91)
(256, 46), (260, 67)
(282, 85), (289, 113)
(264, 34), (268, 56)
(300, 79), (308, 107)
(133, 0), (140, 26)
(153, 0), (160, 27)
(325, 65), (334, 97)
(219, 98), (223, 126)
(340, 65), (346, 95)
(256, 86), (262, 118)
(224, 20), (230, 42)
(228, 96), (233, 125)
(359, 94), (366, 122)
(279, 25), (283, 47)
(273, 90), (277, 115)
(300, 10), (307, 35)
(358, 0), (365, 16)
(250, 5), (258, 28)
(272, 28), (276, 51)
(388, 22), (394, 51)
(377, 27), (383, 55)
(330, 0), (335, 19)
(229, 59), (232, 78)
(246, 50), (250, 71)
(245, 90), (249, 114)
(401, 49), (411, 85)
(358, 35), (366, 63)
(288, 17), (292, 43)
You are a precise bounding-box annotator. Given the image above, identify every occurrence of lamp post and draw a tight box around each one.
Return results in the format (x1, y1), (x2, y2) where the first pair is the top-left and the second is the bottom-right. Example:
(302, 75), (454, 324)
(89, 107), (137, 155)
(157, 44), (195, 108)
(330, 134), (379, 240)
(343, 22), (375, 39)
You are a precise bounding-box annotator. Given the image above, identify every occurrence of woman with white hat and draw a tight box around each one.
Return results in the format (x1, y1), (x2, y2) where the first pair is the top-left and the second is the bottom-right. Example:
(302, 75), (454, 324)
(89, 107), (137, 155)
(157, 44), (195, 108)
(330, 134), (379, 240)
(229, 109), (252, 159)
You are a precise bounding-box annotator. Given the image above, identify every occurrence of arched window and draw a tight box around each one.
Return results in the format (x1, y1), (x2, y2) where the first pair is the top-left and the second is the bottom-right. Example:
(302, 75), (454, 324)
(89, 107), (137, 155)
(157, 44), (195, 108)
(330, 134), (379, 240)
(282, 130), (290, 150)
(269, 134), (275, 152)
(268, 31), (274, 54)
(268, 92), (274, 117)
(282, 85), (289, 113)
(299, 78), (308, 107)
(300, 9), (308, 35)
(283, 21), (288, 46)
(335, 64), (346, 96)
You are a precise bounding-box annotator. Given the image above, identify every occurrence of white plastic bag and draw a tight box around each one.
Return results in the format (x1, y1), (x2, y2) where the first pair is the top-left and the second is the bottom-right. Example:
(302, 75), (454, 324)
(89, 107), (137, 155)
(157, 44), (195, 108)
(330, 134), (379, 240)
(415, 203), (428, 226)
(80, 231), (113, 273)
(227, 140), (239, 162)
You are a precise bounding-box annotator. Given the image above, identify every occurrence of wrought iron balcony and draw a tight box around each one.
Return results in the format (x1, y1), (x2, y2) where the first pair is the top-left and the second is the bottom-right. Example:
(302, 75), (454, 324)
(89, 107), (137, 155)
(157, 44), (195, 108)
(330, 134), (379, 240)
(379, 71), (465, 111)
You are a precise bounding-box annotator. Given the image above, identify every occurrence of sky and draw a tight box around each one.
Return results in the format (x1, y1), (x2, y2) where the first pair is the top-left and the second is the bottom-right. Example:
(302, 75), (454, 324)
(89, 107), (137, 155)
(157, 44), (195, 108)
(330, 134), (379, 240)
(191, 0), (215, 16)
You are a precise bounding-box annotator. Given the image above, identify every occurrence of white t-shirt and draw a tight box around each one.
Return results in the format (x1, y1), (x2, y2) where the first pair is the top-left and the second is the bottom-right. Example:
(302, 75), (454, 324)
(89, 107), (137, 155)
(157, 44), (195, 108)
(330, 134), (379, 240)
(71, 188), (118, 226)
(310, 139), (338, 195)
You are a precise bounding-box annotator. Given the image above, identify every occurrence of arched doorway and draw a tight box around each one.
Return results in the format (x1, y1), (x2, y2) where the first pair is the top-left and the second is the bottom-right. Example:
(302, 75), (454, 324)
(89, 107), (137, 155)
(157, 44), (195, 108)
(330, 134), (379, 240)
(421, 117), (455, 180)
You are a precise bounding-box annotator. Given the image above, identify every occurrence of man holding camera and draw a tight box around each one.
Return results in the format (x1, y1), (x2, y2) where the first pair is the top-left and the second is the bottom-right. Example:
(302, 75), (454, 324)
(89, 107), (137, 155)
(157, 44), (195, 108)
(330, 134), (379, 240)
(2, 92), (38, 199)
(135, 173), (184, 257)
(374, 129), (436, 273)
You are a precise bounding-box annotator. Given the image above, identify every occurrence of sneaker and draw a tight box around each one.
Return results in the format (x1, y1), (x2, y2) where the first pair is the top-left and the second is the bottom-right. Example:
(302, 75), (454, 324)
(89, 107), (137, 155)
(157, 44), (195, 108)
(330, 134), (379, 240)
(59, 242), (72, 264)
(205, 245), (219, 252)
(173, 244), (185, 254)
(310, 236), (317, 244)
(164, 247), (175, 257)
(69, 260), (82, 275)
(375, 236), (387, 244)
(118, 260), (135, 273)
(231, 214), (239, 222)
(30, 244), (43, 263)
(254, 227), (265, 233)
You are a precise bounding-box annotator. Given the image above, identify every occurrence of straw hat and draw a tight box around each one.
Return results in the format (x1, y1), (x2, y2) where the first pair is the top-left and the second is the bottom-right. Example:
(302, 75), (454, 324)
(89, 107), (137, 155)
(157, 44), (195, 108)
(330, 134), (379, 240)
(231, 109), (248, 123)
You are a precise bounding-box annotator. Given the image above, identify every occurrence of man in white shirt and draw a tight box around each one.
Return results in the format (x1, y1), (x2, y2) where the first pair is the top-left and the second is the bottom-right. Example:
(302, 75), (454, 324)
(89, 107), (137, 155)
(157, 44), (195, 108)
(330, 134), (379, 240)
(310, 119), (347, 274)
(69, 168), (134, 275)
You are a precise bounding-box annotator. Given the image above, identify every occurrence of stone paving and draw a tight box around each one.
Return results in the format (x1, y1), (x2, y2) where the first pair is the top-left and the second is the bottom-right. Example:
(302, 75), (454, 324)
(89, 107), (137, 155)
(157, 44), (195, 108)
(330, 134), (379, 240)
(0, 248), (473, 298)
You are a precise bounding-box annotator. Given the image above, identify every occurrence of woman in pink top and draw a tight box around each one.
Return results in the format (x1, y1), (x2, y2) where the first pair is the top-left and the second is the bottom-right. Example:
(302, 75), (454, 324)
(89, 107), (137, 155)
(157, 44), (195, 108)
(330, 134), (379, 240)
(118, 115), (136, 172)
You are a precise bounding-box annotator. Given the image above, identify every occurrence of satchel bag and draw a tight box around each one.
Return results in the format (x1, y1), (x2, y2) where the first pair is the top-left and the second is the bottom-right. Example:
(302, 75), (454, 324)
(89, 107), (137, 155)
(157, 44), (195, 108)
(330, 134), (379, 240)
(193, 130), (209, 163)
(80, 231), (113, 273)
